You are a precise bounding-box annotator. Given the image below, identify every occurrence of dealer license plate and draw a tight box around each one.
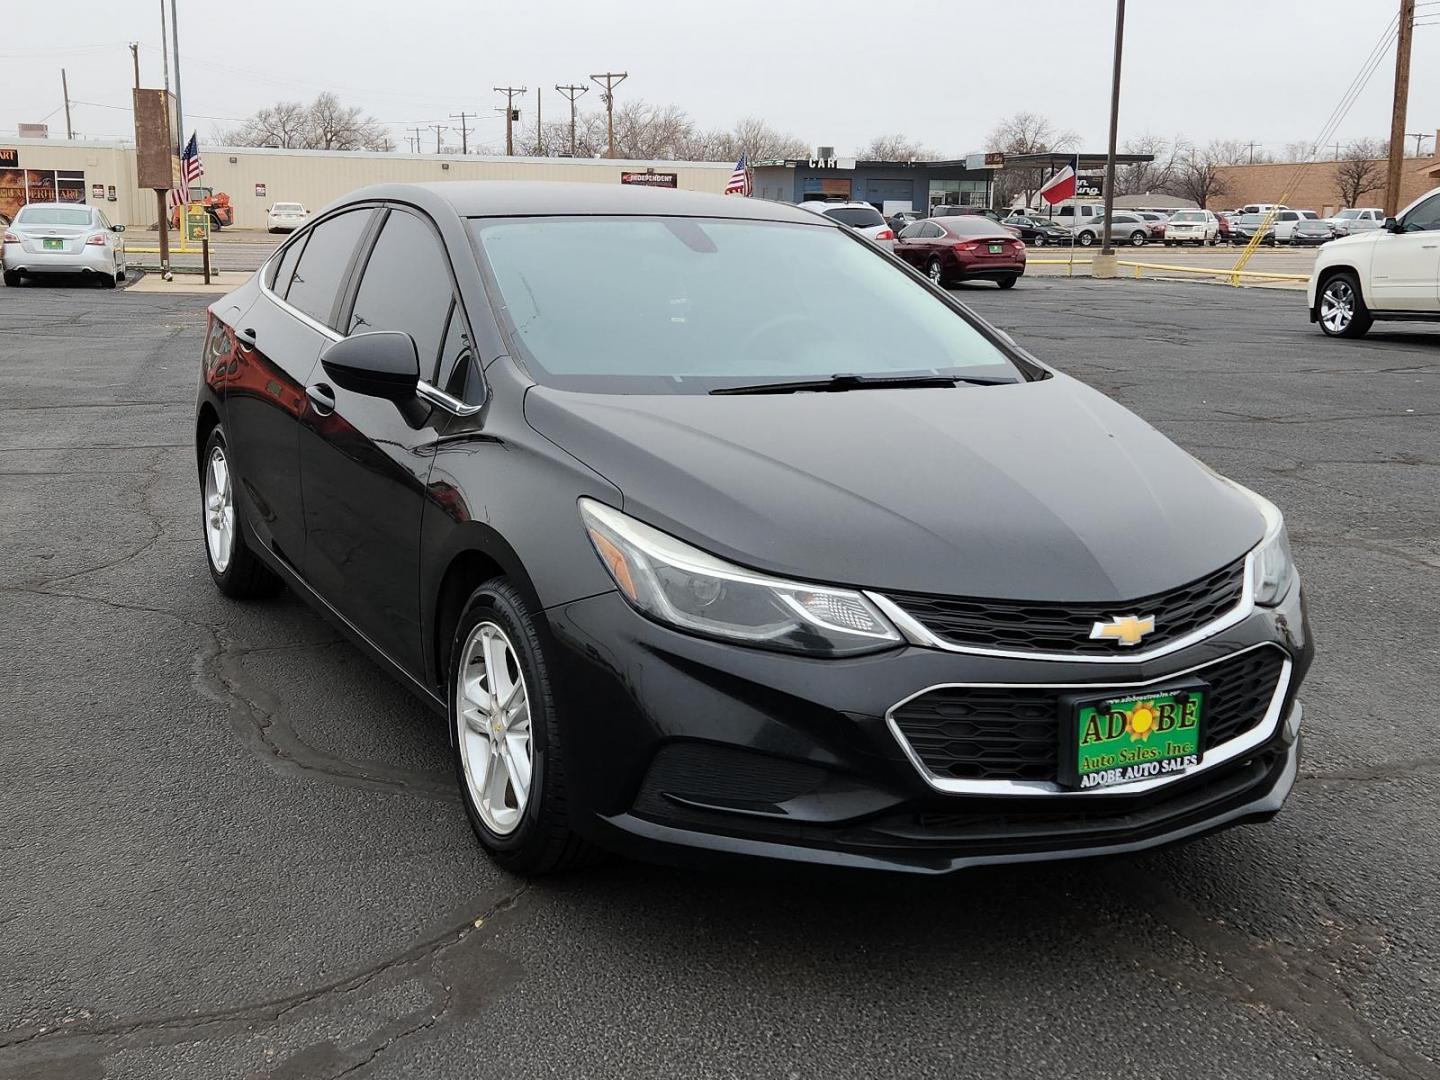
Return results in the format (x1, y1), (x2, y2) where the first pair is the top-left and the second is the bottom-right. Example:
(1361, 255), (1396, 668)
(988, 242), (1003, 254)
(1058, 682), (1205, 790)
(43, 238), (64, 250)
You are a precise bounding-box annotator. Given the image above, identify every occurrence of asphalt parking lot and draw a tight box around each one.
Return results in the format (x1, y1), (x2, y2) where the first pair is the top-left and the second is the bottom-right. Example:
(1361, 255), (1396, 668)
(1, 277), (1438, 1080)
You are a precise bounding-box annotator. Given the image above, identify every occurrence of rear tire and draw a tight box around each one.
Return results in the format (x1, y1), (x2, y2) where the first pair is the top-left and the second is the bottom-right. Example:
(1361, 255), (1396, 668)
(2, 270), (19, 287)
(1316, 271), (1372, 339)
(450, 579), (600, 876)
(1129, 231), (1147, 246)
(201, 427), (282, 599)
(101, 271), (117, 289)
(997, 275), (1018, 289)
(1077, 231), (1095, 247)
(926, 257), (944, 286)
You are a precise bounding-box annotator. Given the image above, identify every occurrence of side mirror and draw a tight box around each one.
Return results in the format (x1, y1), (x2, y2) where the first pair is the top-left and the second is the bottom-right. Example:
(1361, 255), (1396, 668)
(320, 331), (419, 401)
(111, 224), (125, 232)
(1383, 216), (1402, 233)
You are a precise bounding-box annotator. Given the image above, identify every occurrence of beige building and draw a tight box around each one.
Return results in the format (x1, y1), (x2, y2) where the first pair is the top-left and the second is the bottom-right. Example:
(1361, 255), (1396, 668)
(0, 137), (736, 228)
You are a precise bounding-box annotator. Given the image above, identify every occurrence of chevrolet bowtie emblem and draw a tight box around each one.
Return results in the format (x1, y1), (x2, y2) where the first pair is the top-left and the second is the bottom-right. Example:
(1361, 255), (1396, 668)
(1090, 614), (1156, 647)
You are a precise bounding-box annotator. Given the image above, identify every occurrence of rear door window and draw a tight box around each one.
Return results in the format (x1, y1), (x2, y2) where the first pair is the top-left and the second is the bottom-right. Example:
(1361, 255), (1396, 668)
(284, 209), (373, 328)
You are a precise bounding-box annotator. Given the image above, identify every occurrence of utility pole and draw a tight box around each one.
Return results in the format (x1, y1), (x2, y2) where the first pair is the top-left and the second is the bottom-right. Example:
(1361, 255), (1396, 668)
(555, 84), (589, 156)
(1246, 141), (1258, 164)
(589, 72), (628, 158)
(410, 127), (424, 154)
(62, 69), (73, 139)
(449, 111), (476, 154)
(1383, 0), (1415, 217)
(1098, 0), (1125, 258)
(129, 43), (140, 89)
(535, 88), (542, 155)
(1407, 132), (1431, 157)
(170, 0), (185, 160)
(494, 87), (526, 155)
(159, 0), (170, 95)
(428, 124), (447, 154)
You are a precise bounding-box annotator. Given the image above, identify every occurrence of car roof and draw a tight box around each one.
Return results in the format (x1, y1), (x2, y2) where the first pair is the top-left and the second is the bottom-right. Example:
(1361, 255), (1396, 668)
(336, 181), (830, 227)
(17, 202), (93, 212)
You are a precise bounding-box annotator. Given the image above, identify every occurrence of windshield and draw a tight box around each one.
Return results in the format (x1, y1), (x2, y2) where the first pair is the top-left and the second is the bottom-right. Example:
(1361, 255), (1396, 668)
(469, 216), (1022, 394)
(824, 207), (885, 228)
(16, 206), (91, 226)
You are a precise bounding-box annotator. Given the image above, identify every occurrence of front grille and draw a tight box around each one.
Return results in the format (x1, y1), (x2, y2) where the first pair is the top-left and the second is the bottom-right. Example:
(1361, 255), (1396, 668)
(886, 556), (1246, 656)
(890, 647), (1287, 783)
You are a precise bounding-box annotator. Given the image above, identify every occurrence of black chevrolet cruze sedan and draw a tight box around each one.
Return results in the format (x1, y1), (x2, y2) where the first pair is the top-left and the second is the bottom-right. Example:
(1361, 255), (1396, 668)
(195, 182), (1311, 875)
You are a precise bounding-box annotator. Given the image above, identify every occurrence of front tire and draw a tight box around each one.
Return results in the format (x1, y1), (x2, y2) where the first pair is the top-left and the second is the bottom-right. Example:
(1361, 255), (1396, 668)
(1316, 272), (1373, 339)
(201, 427), (282, 598)
(1129, 231), (1147, 246)
(1077, 231), (1095, 247)
(450, 579), (598, 876)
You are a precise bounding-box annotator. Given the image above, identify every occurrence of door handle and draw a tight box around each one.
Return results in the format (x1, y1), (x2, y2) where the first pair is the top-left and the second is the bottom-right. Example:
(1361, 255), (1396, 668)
(306, 383), (336, 416)
(235, 326), (257, 349)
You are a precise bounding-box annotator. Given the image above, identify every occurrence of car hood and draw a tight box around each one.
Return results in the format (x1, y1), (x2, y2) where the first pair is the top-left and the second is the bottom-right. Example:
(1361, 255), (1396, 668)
(1323, 231), (1379, 250)
(524, 375), (1264, 601)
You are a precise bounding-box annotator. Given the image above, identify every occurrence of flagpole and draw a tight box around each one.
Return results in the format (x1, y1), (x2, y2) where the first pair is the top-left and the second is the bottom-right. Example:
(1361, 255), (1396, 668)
(1068, 157), (1078, 276)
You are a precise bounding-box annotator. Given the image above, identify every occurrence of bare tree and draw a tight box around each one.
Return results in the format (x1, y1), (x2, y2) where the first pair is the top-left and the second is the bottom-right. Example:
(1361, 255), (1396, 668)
(680, 117), (810, 162)
(987, 112), (1078, 209)
(225, 100), (310, 148)
(1169, 141), (1231, 209)
(1333, 139), (1387, 207)
(853, 134), (936, 161)
(223, 93), (387, 151)
(1114, 133), (1192, 196)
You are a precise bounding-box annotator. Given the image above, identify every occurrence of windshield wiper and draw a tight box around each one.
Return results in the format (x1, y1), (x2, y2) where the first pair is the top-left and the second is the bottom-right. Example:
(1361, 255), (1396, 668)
(710, 372), (1017, 396)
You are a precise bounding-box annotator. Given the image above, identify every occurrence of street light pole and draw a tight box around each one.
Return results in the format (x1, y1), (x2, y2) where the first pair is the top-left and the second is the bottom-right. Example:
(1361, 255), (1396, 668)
(1099, 0), (1126, 258)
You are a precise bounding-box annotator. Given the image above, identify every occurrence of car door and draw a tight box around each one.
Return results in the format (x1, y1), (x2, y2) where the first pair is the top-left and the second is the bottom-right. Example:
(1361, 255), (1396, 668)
(221, 207), (374, 569)
(1368, 192), (1440, 311)
(297, 205), (457, 676)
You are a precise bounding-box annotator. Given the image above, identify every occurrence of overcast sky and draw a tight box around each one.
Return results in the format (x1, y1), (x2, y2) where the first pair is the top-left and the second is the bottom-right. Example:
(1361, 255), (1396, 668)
(2, 0), (1436, 158)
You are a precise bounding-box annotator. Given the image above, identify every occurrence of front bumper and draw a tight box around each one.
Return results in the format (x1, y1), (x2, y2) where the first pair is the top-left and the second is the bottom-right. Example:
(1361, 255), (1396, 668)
(544, 581), (1312, 874)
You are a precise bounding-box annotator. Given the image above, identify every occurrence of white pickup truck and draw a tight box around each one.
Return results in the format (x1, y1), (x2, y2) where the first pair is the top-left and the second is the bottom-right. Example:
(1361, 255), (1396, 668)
(1308, 186), (1440, 337)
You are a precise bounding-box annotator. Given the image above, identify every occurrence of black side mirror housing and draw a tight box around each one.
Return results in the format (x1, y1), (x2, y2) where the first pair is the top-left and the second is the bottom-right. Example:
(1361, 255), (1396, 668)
(321, 331), (419, 401)
(1383, 216), (1402, 233)
(111, 224), (125, 232)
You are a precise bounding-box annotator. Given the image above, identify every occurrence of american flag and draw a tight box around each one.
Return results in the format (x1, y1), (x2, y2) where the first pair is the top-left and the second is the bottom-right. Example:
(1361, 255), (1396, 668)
(167, 133), (204, 213)
(724, 153), (750, 196)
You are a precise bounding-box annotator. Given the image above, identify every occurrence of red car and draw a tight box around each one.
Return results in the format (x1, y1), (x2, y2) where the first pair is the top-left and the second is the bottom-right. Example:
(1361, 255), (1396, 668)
(893, 216), (1026, 289)
(1216, 212), (1233, 242)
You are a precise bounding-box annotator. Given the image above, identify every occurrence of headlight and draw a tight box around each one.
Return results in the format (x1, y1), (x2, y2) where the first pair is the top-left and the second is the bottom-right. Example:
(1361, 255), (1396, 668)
(579, 499), (902, 657)
(1228, 482), (1295, 606)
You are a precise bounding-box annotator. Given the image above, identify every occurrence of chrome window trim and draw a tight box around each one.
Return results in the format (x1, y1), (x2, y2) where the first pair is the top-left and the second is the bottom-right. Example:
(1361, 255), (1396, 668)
(866, 549), (1257, 665)
(885, 641), (1294, 798)
(260, 249), (484, 418)
(417, 380), (483, 416)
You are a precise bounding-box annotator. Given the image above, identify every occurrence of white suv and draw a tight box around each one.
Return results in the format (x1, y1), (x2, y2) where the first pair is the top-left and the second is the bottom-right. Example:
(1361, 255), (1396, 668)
(795, 201), (895, 245)
(1308, 186), (1440, 337)
(1272, 209), (1320, 244)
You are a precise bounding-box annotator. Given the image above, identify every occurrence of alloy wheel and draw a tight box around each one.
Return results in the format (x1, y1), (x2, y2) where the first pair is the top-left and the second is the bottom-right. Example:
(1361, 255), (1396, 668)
(927, 259), (942, 284)
(204, 445), (234, 572)
(456, 621), (533, 836)
(1319, 279), (1355, 334)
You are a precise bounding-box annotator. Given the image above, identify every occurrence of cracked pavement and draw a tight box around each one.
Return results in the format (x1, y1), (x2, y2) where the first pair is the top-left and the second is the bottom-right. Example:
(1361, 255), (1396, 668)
(1, 276), (1437, 1079)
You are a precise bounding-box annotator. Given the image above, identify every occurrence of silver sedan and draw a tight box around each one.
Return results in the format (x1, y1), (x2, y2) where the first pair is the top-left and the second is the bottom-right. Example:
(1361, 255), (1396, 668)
(2, 203), (128, 288)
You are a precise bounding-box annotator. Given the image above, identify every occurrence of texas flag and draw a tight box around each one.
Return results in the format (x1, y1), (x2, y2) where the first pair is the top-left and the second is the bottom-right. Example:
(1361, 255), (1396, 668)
(1038, 156), (1079, 205)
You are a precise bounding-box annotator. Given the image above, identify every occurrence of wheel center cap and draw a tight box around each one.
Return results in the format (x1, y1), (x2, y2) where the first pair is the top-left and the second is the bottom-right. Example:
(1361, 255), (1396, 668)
(490, 715), (505, 737)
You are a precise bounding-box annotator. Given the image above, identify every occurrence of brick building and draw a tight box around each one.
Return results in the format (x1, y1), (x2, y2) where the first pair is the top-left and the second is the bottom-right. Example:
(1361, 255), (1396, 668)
(1212, 130), (1440, 214)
